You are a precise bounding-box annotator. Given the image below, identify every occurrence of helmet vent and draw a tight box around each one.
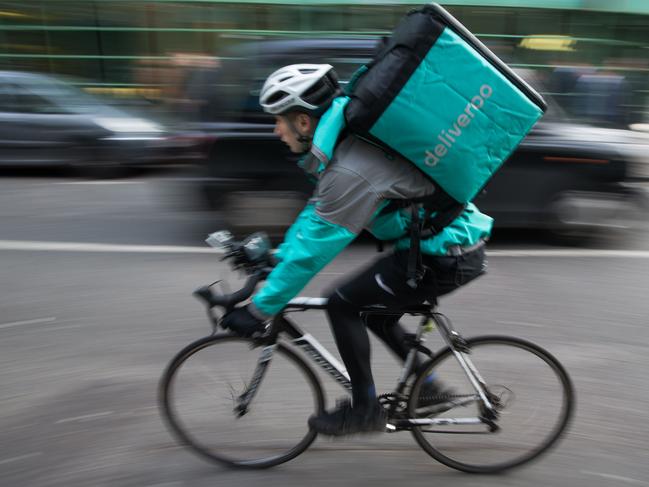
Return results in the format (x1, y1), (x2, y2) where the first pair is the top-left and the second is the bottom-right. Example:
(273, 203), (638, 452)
(302, 83), (325, 99)
(266, 91), (288, 104)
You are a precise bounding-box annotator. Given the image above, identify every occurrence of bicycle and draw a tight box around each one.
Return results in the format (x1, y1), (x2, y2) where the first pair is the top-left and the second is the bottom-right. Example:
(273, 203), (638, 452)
(159, 231), (575, 473)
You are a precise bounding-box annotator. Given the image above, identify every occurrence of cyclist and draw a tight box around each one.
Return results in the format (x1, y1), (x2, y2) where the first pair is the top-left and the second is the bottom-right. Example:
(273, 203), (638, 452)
(222, 64), (493, 436)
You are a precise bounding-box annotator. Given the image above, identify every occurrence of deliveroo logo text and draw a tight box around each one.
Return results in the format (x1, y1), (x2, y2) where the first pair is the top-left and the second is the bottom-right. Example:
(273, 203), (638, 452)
(424, 84), (493, 167)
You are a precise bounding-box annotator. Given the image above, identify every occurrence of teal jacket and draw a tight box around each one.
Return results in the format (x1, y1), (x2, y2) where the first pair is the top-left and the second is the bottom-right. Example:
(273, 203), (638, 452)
(251, 100), (493, 318)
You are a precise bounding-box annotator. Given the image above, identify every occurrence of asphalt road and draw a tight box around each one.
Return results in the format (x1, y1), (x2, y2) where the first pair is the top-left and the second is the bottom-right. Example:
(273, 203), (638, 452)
(2, 173), (649, 487)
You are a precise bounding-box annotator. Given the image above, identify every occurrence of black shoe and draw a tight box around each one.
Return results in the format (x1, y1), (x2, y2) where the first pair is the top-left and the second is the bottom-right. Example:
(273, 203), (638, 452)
(308, 399), (387, 437)
(417, 378), (456, 408)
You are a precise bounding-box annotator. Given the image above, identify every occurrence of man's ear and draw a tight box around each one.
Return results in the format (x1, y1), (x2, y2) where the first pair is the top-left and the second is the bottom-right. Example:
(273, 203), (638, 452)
(296, 113), (314, 132)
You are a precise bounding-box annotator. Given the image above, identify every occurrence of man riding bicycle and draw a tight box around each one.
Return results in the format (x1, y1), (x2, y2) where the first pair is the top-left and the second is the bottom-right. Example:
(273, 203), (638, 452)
(222, 64), (493, 436)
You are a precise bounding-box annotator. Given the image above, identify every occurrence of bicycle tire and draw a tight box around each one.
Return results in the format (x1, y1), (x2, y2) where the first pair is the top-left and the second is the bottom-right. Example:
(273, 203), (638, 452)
(409, 335), (574, 473)
(159, 333), (325, 468)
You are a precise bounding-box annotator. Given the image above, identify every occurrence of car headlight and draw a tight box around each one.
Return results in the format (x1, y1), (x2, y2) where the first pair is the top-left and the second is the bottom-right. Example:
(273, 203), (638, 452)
(94, 117), (164, 133)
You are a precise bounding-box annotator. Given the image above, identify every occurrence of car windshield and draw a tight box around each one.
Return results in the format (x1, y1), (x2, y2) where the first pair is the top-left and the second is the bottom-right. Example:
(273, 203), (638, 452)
(19, 75), (123, 115)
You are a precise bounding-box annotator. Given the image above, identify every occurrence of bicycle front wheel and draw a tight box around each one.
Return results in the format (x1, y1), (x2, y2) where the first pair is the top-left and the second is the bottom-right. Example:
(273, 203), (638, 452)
(409, 335), (574, 473)
(159, 334), (324, 468)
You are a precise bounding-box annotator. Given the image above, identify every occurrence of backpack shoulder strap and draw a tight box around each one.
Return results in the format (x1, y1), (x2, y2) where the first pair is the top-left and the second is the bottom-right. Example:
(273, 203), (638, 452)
(406, 199), (466, 289)
(420, 202), (466, 239)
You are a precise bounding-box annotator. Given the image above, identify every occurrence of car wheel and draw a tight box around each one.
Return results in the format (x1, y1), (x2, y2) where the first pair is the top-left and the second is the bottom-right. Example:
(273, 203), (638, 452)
(79, 163), (132, 179)
(218, 190), (307, 240)
(547, 193), (601, 245)
(68, 145), (132, 179)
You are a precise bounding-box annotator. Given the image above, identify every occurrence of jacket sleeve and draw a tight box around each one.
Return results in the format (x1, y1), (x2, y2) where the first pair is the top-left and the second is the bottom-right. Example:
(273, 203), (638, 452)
(273, 201), (315, 264)
(251, 206), (356, 317)
(251, 167), (380, 317)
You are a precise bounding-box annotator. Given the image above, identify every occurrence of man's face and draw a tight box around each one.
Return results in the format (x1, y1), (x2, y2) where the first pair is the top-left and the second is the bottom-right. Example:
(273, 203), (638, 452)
(273, 113), (313, 153)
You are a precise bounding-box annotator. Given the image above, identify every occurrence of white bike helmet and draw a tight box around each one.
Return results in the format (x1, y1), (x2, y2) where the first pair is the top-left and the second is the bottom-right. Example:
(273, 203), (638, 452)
(260, 64), (340, 116)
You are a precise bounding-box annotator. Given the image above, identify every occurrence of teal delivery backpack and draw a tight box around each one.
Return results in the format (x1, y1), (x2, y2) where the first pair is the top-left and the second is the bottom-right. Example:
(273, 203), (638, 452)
(345, 3), (547, 207)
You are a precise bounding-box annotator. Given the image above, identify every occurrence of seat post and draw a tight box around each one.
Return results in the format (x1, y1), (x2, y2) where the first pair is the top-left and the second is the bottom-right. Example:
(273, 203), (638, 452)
(396, 311), (434, 385)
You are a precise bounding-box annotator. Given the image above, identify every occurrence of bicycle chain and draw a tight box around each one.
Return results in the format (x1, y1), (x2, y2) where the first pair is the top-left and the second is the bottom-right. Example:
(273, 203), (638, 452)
(418, 393), (477, 403)
(378, 392), (477, 410)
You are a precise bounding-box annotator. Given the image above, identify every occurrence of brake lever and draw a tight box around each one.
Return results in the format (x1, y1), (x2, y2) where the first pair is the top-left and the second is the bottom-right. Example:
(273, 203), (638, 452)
(193, 270), (264, 311)
(193, 286), (214, 306)
(192, 285), (234, 312)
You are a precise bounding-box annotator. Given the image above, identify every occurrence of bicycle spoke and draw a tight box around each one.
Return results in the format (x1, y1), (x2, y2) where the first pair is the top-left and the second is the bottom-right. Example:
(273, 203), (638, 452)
(409, 336), (574, 473)
(160, 335), (324, 468)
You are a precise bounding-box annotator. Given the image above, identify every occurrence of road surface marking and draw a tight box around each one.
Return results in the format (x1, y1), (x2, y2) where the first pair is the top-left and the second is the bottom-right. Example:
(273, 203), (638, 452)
(489, 249), (649, 257)
(55, 411), (114, 424)
(582, 471), (648, 485)
(0, 317), (56, 330)
(0, 240), (213, 254)
(3, 239), (649, 258)
(0, 452), (42, 466)
(56, 181), (144, 185)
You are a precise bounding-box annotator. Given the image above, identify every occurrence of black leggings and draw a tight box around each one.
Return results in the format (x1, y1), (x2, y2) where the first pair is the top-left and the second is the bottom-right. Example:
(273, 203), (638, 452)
(325, 247), (486, 409)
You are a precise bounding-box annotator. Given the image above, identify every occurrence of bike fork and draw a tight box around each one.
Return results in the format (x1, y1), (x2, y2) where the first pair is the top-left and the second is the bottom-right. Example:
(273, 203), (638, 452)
(234, 344), (275, 417)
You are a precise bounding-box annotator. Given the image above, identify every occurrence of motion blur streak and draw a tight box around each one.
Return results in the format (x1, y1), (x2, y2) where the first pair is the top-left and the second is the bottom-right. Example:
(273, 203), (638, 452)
(1, 1), (648, 486)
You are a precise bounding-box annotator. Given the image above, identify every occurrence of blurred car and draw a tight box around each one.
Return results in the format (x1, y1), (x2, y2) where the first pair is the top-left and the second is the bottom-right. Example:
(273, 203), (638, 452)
(190, 39), (378, 234)
(0, 71), (210, 177)
(481, 69), (649, 239)
(192, 39), (649, 240)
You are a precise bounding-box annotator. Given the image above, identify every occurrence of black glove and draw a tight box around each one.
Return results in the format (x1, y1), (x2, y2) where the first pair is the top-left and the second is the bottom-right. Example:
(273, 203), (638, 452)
(221, 305), (266, 337)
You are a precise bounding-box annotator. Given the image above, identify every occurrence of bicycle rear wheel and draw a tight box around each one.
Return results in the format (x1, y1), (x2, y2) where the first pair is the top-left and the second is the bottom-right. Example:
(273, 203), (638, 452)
(409, 335), (574, 473)
(159, 334), (324, 468)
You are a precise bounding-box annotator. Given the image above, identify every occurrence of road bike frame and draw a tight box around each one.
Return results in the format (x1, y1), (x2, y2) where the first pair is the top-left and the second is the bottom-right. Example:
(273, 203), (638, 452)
(231, 296), (500, 432)
(167, 235), (573, 471)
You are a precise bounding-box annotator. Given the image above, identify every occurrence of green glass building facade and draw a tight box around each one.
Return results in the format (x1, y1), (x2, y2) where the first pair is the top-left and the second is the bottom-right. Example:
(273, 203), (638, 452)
(1, 1), (647, 118)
